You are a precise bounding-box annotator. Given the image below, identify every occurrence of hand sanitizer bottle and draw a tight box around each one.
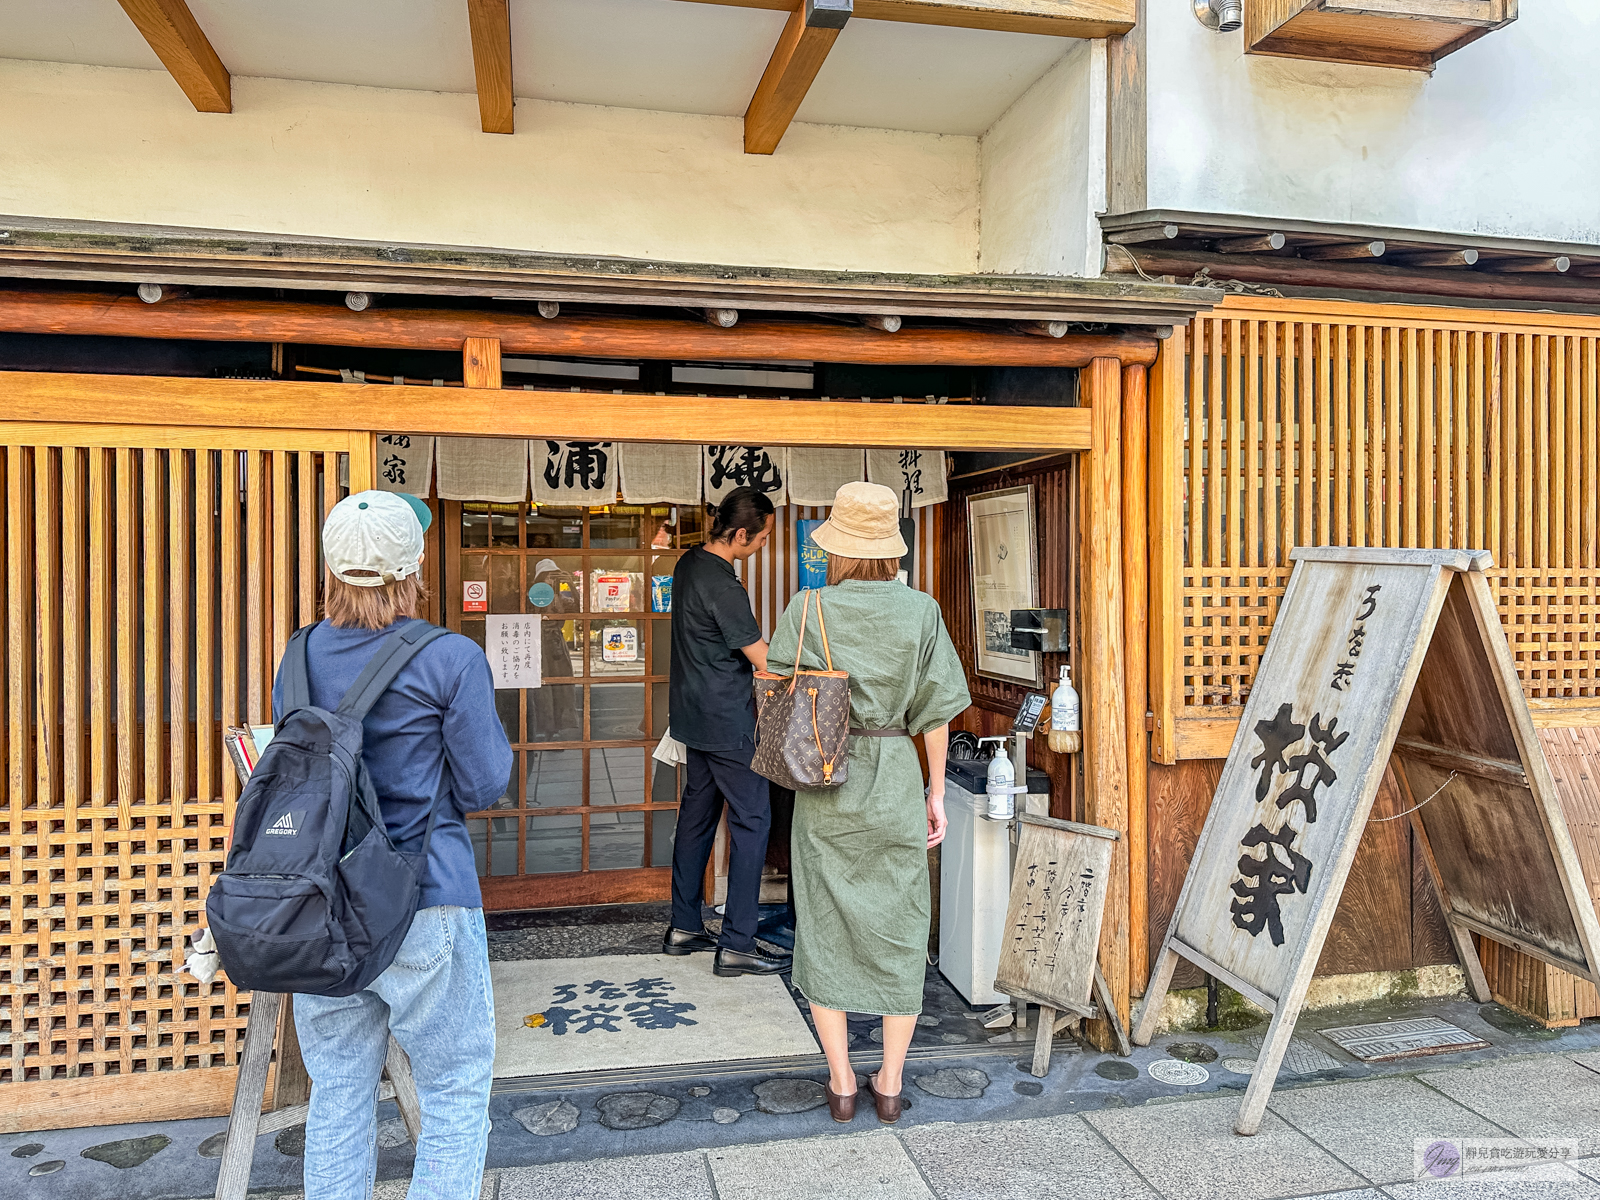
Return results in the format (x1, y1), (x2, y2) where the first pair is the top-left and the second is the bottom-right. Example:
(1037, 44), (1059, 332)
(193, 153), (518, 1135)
(980, 736), (1016, 821)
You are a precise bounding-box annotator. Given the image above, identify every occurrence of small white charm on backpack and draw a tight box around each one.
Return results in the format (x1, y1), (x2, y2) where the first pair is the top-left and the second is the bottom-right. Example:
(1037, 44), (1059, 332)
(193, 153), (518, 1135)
(183, 927), (221, 984)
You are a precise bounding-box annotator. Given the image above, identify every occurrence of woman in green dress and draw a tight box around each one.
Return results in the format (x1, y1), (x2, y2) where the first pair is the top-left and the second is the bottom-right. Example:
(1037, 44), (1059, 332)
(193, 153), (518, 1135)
(766, 482), (971, 1124)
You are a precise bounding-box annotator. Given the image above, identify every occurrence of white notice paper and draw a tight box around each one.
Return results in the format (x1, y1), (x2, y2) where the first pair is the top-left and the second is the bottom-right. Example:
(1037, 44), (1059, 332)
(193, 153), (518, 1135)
(486, 614), (542, 690)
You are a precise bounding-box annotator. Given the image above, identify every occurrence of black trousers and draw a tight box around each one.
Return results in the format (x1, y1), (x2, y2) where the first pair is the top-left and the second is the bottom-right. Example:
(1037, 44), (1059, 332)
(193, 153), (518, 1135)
(670, 744), (771, 954)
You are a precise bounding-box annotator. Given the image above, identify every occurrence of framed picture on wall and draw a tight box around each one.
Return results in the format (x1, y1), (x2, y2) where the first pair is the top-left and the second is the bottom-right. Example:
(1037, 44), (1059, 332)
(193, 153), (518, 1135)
(967, 484), (1040, 686)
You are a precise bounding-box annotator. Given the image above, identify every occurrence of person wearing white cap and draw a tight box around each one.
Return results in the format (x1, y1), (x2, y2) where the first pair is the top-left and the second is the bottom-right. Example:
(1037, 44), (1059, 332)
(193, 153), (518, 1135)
(765, 481), (971, 1126)
(280, 490), (512, 1199)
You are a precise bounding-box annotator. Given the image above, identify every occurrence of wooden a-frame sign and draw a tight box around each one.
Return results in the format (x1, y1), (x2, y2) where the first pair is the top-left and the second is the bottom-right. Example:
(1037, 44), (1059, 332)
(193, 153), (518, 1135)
(1133, 547), (1600, 1136)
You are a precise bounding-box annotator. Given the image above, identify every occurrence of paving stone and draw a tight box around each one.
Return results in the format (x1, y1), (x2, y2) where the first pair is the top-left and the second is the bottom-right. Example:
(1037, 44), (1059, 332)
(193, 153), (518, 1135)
(1386, 1163), (1600, 1199)
(1095, 1060), (1139, 1081)
(916, 1015), (939, 1026)
(1013, 1080), (1044, 1096)
(197, 1131), (229, 1158)
(940, 1032), (970, 1044)
(1422, 1057), (1600, 1154)
(1167, 1041), (1220, 1064)
(275, 1124), (306, 1157)
(689, 1086), (712, 1097)
(29, 1159), (66, 1176)
(596, 1092), (680, 1131)
(869, 1027), (884, 1044)
(81, 1134), (171, 1169)
(903, 1115), (1155, 1200)
(709, 1131), (932, 1199)
(371, 1176), (496, 1200)
(913, 1068), (990, 1099)
(11, 1142), (44, 1158)
(713, 1107), (741, 1124)
(512, 1100), (579, 1137)
(754, 1078), (828, 1115)
(1087, 1092), (1365, 1200)
(498, 1150), (714, 1200)
(1269, 1076), (1511, 1185)
(376, 1117), (413, 1149)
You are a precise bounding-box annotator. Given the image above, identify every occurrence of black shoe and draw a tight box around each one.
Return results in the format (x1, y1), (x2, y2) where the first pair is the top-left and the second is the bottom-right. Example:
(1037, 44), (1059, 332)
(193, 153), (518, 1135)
(662, 926), (718, 956)
(713, 946), (792, 977)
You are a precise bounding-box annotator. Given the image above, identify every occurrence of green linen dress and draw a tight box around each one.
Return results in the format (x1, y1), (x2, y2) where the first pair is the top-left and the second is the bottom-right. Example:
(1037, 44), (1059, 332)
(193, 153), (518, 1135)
(766, 580), (971, 1016)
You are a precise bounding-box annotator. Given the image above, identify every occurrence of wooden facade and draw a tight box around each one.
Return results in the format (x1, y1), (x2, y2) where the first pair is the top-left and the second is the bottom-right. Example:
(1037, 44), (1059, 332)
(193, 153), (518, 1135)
(1145, 295), (1600, 1011)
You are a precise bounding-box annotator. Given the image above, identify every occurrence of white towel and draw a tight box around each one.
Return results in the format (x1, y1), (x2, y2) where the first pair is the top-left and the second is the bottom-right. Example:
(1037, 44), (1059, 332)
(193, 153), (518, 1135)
(785, 447), (865, 507)
(651, 727), (688, 767)
(436, 437), (529, 502)
(619, 443), (703, 505)
(867, 449), (947, 509)
(704, 445), (786, 508)
(531, 440), (616, 503)
(374, 433), (435, 497)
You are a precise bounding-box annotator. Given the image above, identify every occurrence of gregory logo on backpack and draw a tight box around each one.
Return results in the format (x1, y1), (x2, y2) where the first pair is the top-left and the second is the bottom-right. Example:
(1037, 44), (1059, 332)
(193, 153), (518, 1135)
(264, 810), (302, 837)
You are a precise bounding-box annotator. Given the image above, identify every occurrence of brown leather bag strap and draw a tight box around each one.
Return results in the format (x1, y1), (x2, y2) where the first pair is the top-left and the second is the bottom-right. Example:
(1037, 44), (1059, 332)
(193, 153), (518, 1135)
(811, 588), (835, 672)
(787, 589), (812, 695)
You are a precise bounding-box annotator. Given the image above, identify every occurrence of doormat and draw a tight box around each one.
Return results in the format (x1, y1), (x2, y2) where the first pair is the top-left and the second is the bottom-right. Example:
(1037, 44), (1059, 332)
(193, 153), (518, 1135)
(490, 954), (819, 1079)
(1318, 1016), (1490, 1062)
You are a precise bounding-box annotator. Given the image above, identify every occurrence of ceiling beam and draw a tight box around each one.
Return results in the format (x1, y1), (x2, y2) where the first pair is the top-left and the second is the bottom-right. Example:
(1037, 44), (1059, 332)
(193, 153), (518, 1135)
(745, 0), (851, 155)
(115, 0), (230, 113)
(679, 0), (1135, 37)
(466, 0), (515, 134)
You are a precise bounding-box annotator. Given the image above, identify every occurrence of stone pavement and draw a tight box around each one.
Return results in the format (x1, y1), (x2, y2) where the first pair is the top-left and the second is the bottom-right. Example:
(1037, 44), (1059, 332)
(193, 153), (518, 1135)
(11, 993), (1600, 1199)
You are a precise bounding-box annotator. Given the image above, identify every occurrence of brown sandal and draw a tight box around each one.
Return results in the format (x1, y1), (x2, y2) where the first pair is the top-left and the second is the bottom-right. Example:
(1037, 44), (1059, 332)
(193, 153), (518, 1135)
(864, 1072), (903, 1123)
(825, 1082), (857, 1123)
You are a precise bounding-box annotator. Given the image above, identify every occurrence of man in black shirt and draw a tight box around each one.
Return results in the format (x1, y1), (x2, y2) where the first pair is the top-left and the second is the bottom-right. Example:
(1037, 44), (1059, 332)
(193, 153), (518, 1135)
(664, 487), (791, 977)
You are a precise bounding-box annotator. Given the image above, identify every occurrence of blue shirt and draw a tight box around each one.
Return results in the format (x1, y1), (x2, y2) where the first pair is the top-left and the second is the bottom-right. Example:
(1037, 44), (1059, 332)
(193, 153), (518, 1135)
(271, 619), (512, 910)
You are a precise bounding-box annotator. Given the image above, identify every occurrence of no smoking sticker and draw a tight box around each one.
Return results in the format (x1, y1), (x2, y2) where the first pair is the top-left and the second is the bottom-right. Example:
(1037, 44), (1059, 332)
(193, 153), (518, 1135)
(463, 580), (488, 613)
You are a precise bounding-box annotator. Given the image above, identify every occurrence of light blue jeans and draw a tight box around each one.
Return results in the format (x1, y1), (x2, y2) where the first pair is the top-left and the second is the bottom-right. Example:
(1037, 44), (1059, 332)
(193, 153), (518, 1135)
(294, 905), (495, 1200)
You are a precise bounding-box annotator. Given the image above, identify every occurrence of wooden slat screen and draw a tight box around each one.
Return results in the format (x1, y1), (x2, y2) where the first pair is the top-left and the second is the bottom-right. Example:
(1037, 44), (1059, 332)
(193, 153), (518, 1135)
(1161, 300), (1600, 758)
(1, 429), (358, 1123)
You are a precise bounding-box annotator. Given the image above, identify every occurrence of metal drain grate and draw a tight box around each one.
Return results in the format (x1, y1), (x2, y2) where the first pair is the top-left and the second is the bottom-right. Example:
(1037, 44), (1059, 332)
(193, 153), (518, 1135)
(1246, 1034), (1343, 1075)
(1318, 1017), (1489, 1062)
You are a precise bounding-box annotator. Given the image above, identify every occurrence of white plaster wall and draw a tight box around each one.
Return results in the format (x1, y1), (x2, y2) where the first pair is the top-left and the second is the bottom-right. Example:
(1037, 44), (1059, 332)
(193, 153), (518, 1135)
(0, 59), (981, 274)
(977, 40), (1107, 277)
(1143, 2), (1600, 243)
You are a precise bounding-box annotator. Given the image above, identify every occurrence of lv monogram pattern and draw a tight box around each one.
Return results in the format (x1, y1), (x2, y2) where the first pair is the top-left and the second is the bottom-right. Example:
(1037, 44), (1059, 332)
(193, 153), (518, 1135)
(751, 590), (851, 790)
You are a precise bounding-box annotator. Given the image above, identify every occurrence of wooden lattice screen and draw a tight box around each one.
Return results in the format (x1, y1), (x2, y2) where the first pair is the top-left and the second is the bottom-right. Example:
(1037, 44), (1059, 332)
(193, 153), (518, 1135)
(1154, 298), (1600, 762)
(0, 424), (370, 1131)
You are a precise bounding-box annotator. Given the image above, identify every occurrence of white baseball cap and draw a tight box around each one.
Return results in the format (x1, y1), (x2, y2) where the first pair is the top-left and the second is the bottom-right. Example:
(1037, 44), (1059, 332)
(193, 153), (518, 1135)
(322, 490), (430, 586)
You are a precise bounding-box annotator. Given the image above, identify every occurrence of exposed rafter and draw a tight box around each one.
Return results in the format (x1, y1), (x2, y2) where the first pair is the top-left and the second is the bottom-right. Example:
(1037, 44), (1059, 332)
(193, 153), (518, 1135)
(466, 0), (515, 135)
(680, 0), (1135, 38)
(745, 0), (852, 155)
(115, 0), (230, 113)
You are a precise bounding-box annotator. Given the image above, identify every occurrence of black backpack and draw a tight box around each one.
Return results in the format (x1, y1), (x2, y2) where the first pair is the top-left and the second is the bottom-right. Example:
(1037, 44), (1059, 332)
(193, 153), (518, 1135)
(206, 618), (450, 997)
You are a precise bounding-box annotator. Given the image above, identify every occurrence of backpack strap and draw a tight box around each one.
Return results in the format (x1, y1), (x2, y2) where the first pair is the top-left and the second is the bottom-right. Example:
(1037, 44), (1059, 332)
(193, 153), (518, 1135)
(278, 625), (316, 727)
(336, 618), (452, 720)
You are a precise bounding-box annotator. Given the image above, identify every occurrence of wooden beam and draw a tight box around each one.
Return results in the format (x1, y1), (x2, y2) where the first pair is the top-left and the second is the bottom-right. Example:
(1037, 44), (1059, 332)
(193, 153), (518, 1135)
(1106, 224), (1180, 246)
(1482, 256), (1571, 274)
(0, 371), (1094, 452)
(0, 290), (1160, 367)
(1300, 240), (1386, 261)
(1081, 356), (1130, 1048)
(1121, 362), (1150, 997)
(115, 0), (230, 113)
(466, 0), (515, 134)
(745, 0), (852, 155)
(1216, 233), (1286, 254)
(1398, 248), (1479, 268)
(679, 0), (1136, 37)
(1146, 333), (1183, 767)
(463, 337), (502, 389)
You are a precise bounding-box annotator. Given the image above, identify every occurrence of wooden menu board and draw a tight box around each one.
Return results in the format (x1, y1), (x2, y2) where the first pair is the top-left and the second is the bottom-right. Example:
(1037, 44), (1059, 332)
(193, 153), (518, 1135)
(1133, 547), (1600, 1136)
(994, 813), (1126, 1073)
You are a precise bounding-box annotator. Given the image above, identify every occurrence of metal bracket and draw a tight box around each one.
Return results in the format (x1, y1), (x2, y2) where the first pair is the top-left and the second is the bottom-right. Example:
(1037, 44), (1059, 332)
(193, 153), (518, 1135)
(1009, 609), (1071, 653)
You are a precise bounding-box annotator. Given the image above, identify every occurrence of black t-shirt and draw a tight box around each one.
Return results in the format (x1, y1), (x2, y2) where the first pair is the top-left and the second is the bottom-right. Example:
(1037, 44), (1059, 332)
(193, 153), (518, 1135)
(669, 547), (763, 752)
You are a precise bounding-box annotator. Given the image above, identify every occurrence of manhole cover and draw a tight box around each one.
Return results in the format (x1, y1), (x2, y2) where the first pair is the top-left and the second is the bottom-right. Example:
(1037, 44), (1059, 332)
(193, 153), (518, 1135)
(1319, 1017), (1490, 1062)
(1147, 1059), (1208, 1086)
(1246, 1034), (1341, 1075)
(1221, 1058), (1257, 1075)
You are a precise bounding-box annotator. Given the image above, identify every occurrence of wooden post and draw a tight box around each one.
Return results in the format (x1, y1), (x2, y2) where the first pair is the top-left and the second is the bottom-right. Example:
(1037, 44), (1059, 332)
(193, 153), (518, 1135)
(1122, 363), (1150, 997)
(1147, 332), (1184, 767)
(1081, 357), (1130, 1048)
(463, 336), (502, 390)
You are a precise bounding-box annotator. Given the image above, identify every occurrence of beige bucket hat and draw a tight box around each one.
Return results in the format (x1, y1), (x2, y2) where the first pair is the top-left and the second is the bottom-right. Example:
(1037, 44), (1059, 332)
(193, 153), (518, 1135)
(810, 481), (908, 559)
